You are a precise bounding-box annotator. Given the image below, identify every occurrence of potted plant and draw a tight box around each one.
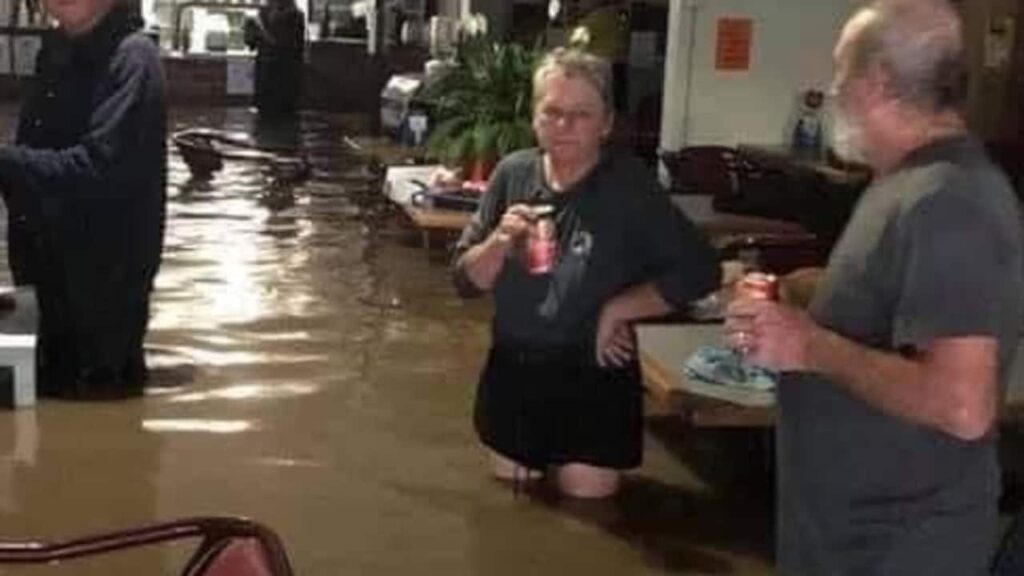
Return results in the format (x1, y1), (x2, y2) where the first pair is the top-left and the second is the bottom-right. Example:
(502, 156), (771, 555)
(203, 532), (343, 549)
(422, 34), (540, 184)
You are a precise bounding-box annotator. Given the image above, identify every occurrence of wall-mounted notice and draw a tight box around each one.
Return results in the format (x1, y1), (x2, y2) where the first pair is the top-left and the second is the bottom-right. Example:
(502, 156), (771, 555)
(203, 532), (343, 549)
(715, 17), (753, 72)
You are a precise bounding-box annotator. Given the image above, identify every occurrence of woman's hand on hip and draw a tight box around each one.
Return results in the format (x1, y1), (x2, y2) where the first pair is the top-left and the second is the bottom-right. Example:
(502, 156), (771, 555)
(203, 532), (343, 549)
(596, 298), (635, 369)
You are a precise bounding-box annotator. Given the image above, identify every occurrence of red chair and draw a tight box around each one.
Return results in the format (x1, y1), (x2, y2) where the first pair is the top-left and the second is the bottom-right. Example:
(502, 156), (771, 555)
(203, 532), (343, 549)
(0, 516), (293, 576)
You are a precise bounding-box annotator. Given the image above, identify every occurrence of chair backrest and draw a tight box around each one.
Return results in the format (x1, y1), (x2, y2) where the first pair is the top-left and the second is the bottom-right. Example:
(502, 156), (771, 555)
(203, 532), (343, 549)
(0, 516), (293, 576)
(194, 538), (278, 576)
(660, 146), (739, 198)
(720, 152), (799, 219)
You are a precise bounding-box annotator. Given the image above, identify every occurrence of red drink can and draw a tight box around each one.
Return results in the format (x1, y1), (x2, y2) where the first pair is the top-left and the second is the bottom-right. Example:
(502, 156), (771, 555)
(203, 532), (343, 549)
(737, 272), (779, 301)
(526, 210), (557, 275)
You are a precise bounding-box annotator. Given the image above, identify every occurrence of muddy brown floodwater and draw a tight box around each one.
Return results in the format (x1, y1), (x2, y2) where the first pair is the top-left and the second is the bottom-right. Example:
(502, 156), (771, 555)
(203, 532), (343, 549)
(0, 106), (774, 575)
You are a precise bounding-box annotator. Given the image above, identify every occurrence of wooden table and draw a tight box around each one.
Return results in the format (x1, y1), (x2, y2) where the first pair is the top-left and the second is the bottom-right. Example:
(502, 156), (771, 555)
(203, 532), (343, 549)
(637, 323), (776, 428)
(400, 198), (811, 257)
(384, 169), (817, 260)
(669, 194), (818, 263)
(738, 144), (872, 187)
(397, 194), (814, 258)
(671, 196), (807, 238)
(638, 321), (1024, 428)
(378, 164), (475, 252)
(402, 205), (472, 251)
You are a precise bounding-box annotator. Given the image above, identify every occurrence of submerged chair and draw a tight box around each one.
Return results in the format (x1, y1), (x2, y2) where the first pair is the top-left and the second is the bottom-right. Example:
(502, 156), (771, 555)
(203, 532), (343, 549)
(0, 516), (293, 575)
(173, 128), (310, 184)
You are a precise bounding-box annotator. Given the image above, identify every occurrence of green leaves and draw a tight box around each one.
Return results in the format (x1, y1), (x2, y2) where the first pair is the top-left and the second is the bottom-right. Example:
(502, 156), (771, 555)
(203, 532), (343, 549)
(422, 38), (541, 166)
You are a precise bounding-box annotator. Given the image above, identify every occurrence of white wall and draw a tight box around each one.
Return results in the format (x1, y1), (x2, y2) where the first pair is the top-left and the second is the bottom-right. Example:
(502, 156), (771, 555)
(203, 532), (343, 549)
(470, 0), (511, 38)
(436, 0), (461, 18)
(660, 0), (858, 150)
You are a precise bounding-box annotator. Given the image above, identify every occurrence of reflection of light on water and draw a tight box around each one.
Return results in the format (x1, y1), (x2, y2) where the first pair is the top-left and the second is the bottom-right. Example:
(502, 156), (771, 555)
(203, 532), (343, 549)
(253, 457), (326, 469)
(157, 346), (327, 367)
(205, 224), (265, 324)
(192, 334), (239, 346)
(149, 208), (319, 330)
(150, 135), (326, 335)
(145, 386), (188, 396)
(169, 383), (319, 403)
(249, 331), (312, 342)
(142, 419), (253, 434)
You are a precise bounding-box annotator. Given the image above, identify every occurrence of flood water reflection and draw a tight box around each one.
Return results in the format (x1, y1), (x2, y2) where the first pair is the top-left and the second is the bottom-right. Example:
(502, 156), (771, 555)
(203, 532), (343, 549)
(0, 106), (773, 575)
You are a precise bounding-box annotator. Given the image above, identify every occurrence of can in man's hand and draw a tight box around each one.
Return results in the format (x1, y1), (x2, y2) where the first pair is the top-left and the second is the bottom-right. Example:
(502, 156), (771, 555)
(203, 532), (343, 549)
(736, 272), (779, 301)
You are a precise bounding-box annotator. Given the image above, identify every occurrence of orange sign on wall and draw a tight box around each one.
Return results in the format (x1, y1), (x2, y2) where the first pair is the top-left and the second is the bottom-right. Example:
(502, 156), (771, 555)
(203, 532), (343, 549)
(716, 17), (754, 71)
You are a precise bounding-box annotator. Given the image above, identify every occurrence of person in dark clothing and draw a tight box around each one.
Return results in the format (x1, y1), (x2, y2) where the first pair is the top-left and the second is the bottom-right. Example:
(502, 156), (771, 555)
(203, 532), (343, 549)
(0, 0), (167, 400)
(244, 0), (305, 118)
(726, 1), (1024, 574)
(453, 48), (719, 499)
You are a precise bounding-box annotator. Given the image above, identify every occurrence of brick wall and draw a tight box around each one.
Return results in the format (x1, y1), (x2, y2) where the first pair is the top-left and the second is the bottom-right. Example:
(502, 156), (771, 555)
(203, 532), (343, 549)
(162, 56), (247, 105)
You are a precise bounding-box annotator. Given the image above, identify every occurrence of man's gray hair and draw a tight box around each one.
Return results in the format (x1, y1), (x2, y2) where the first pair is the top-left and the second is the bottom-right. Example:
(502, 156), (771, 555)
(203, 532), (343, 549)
(533, 47), (614, 113)
(850, 0), (968, 112)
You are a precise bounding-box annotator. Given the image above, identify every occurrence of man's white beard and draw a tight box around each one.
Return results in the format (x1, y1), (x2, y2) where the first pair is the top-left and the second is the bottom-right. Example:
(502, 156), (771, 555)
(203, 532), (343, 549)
(832, 109), (868, 164)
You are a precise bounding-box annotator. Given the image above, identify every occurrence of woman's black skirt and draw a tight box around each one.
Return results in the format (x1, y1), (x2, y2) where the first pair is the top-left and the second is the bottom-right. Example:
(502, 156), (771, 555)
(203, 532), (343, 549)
(473, 342), (643, 470)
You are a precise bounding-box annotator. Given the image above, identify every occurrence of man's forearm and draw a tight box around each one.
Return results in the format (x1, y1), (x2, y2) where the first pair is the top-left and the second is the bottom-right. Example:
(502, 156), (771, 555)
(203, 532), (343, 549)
(806, 328), (996, 441)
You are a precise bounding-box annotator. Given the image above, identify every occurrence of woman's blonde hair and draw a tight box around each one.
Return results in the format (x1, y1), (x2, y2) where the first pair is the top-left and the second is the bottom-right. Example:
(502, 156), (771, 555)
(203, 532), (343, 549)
(532, 47), (614, 113)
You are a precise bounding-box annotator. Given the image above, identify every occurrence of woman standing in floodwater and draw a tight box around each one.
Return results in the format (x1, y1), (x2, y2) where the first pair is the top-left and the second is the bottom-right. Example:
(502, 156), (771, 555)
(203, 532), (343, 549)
(453, 48), (719, 498)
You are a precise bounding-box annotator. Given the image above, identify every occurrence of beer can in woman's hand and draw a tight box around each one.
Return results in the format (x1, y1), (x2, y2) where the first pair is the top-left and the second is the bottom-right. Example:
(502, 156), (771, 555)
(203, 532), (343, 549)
(526, 205), (557, 275)
(736, 272), (779, 301)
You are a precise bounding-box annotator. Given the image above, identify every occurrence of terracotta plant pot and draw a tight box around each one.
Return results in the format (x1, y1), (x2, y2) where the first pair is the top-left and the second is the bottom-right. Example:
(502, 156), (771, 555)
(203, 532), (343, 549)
(463, 157), (495, 186)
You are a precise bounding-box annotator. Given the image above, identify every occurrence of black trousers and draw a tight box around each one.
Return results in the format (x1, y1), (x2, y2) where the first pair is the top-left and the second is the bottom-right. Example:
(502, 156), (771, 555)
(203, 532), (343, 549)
(12, 219), (157, 400)
(35, 271), (152, 399)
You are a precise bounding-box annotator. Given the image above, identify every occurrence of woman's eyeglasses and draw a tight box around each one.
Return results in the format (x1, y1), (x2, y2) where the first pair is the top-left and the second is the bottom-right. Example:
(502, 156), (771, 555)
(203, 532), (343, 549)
(535, 106), (600, 127)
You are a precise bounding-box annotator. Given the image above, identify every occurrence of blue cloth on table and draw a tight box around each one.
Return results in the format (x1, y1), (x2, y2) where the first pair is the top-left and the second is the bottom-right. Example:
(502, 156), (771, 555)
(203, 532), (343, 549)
(683, 346), (778, 392)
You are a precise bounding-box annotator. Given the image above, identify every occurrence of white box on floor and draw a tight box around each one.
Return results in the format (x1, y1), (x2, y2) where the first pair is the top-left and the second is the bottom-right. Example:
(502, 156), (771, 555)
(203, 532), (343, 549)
(0, 334), (35, 408)
(0, 288), (37, 408)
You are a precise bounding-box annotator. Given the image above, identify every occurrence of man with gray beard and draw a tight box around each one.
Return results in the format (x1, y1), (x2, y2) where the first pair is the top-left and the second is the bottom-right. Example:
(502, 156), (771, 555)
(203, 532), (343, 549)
(726, 1), (1024, 573)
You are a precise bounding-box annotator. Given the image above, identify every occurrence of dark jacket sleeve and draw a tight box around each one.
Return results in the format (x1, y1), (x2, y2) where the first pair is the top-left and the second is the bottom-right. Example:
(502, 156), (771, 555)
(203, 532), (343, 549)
(450, 160), (511, 298)
(627, 169), (720, 310)
(0, 37), (157, 201)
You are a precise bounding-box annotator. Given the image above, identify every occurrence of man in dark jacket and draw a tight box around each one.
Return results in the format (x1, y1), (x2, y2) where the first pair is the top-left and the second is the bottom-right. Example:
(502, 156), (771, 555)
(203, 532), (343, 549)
(0, 0), (167, 399)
